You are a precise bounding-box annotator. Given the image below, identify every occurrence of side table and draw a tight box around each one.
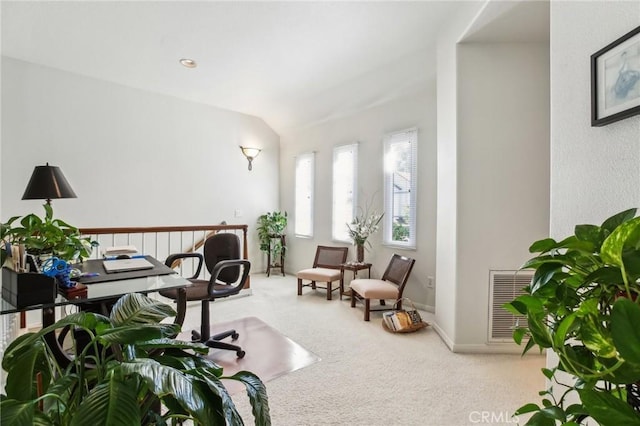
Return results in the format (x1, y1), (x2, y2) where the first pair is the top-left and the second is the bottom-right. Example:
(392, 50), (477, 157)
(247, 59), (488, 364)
(340, 262), (372, 299)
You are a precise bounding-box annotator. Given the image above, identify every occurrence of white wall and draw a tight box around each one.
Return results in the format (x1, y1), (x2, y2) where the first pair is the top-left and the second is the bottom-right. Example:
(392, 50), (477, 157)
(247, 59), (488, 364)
(455, 42), (550, 349)
(549, 0), (640, 378)
(435, 3), (550, 352)
(1, 58), (281, 269)
(435, 1), (483, 349)
(551, 1), (640, 236)
(279, 88), (438, 308)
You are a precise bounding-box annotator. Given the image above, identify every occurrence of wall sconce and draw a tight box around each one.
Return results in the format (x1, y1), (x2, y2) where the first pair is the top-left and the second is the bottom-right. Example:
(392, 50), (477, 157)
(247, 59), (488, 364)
(240, 146), (261, 171)
(22, 162), (77, 205)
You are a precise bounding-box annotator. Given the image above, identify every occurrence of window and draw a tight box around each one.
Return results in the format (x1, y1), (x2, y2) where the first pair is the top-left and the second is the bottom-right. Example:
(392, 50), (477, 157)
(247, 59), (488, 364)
(383, 128), (417, 248)
(332, 143), (358, 242)
(295, 152), (315, 237)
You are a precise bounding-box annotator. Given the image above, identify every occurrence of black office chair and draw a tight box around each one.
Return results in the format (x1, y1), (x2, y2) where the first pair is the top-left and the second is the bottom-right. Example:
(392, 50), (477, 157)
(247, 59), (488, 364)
(159, 233), (250, 358)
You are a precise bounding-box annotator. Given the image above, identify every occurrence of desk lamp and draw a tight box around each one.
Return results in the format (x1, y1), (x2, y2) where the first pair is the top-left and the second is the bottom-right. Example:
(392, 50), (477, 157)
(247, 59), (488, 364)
(22, 163), (77, 205)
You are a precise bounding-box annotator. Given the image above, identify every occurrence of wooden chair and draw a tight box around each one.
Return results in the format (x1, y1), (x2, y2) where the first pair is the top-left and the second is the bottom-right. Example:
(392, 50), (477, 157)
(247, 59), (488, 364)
(297, 246), (348, 300)
(349, 254), (416, 321)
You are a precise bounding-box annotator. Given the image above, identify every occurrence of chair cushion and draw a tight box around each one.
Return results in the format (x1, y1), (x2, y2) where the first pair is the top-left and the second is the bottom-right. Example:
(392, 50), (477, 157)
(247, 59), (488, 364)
(297, 267), (342, 282)
(350, 279), (399, 299)
(159, 279), (234, 301)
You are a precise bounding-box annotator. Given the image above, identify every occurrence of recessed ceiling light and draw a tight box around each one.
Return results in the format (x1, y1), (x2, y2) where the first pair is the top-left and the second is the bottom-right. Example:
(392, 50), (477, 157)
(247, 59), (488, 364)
(179, 58), (197, 68)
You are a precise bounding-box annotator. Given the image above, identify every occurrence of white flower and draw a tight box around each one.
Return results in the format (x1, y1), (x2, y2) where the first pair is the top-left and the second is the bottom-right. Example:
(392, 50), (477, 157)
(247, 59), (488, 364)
(346, 210), (383, 246)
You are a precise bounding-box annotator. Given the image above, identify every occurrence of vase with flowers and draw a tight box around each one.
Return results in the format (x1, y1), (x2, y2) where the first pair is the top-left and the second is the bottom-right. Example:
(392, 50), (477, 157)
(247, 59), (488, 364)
(347, 209), (383, 263)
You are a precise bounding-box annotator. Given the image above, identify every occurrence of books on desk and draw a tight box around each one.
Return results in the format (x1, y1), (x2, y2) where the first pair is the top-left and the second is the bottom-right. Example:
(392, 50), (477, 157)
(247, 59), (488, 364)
(103, 258), (154, 273)
(103, 245), (139, 257)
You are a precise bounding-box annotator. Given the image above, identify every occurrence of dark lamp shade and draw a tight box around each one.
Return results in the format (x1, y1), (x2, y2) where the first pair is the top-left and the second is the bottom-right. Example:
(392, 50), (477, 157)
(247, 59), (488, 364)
(22, 164), (77, 202)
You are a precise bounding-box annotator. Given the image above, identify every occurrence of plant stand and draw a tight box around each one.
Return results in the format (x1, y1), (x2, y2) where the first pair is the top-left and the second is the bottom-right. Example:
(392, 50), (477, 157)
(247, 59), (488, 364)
(266, 234), (286, 277)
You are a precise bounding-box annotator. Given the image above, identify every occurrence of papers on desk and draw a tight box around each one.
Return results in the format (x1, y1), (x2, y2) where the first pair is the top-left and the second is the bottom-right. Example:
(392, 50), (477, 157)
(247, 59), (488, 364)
(103, 258), (154, 273)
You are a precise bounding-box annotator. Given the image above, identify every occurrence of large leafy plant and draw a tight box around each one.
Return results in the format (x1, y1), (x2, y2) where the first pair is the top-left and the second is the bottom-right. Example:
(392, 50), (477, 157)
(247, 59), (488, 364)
(505, 208), (640, 425)
(1, 204), (97, 263)
(0, 293), (270, 425)
(257, 211), (287, 260)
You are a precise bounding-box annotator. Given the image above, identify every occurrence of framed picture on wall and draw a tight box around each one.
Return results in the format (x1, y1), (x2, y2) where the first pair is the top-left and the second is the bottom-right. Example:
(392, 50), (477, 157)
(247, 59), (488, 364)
(591, 25), (640, 127)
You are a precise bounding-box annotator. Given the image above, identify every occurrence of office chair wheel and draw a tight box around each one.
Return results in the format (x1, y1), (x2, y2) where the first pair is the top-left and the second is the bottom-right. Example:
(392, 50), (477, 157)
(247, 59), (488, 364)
(237, 350), (246, 358)
(231, 332), (239, 341)
(191, 330), (202, 342)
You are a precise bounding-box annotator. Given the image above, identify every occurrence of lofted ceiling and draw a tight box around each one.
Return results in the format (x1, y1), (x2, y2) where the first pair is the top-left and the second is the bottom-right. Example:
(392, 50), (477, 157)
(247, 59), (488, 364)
(1, 1), (549, 134)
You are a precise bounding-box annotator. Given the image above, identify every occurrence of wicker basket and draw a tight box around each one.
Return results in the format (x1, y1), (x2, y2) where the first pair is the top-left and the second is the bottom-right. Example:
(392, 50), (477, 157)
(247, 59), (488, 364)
(381, 298), (429, 333)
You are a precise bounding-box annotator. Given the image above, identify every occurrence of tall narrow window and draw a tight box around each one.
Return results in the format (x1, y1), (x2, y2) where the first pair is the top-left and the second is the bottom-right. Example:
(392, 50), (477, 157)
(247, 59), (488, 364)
(295, 152), (315, 237)
(383, 128), (417, 248)
(332, 143), (358, 242)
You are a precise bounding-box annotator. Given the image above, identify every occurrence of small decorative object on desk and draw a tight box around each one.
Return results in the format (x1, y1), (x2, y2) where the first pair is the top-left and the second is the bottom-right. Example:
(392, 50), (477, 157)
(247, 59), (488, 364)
(40, 256), (75, 289)
(382, 298), (428, 333)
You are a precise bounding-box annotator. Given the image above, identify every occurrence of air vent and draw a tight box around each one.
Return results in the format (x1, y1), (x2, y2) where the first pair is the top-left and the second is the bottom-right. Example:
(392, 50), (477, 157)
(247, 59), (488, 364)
(488, 270), (532, 342)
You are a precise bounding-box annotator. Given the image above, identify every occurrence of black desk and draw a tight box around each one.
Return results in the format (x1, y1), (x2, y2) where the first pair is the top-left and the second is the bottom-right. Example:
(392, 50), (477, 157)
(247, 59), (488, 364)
(1, 257), (191, 366)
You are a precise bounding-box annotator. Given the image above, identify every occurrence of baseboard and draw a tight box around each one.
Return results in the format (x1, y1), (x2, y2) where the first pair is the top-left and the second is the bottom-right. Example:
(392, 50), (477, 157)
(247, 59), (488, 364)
(450, 342), (540, 354)
(431, 322), (455, 351)
(430, 322), (539, 354)
(412, 301), (435, 313)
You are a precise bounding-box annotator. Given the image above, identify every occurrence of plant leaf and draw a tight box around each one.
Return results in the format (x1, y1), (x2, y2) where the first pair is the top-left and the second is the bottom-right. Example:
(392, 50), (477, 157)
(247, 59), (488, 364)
(189, 368), (244, 426)
(503, 301), (526, 316)
(611, 297), (640, 364)
(579, 388), (640, 426)
(553, 313), (576, 348)
(512, 327), (527, 345)
(521, 335), (537, 355)
(37, 312), (111, 340)
(153, 350), (223, 374)
(136, 338), (209, 355)
(99, 324), (169, 344)
(224, 370), (271, 426)
(524, 411), (557, 426)
(541, 368), (554, 380)
(515, 402), (540, 415)
(601, 217), (640, 268)
(527, 312), (552, 348)
(118, 359), (221, 424)
(71, 376), (141, 426)
(579, 314), (616, 358)
(601, 208), (637, 235)
(575, 224), (601, 245)
(529, 238), (557, 253)
(3, 334), (50, 401)
(42, 373), (79, 415)
(109, 293), (176, 326)
(540, 406), (565, 421)
(0, 399), (38, 426)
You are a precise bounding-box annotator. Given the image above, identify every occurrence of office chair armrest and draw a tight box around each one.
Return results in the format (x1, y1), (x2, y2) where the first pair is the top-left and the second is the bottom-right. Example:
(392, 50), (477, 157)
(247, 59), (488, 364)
(208, 259), (251, 297)
(165, 253), (204, 280)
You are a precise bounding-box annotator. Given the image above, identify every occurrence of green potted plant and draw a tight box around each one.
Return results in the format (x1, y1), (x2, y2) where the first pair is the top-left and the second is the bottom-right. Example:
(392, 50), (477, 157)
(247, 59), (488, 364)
(0, 292), (270, 425)
(505, 208), (640, 425)
(1, 204), (97, 264)
(257, 211), (287, 266)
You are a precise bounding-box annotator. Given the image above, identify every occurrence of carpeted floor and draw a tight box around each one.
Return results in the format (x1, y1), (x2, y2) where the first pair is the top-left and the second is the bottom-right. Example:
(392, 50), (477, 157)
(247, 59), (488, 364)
(175, 273), (545, 426)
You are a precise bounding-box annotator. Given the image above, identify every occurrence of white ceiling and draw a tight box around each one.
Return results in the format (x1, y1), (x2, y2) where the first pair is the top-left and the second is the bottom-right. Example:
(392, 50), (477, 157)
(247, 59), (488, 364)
(1, 1), (549, 133)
